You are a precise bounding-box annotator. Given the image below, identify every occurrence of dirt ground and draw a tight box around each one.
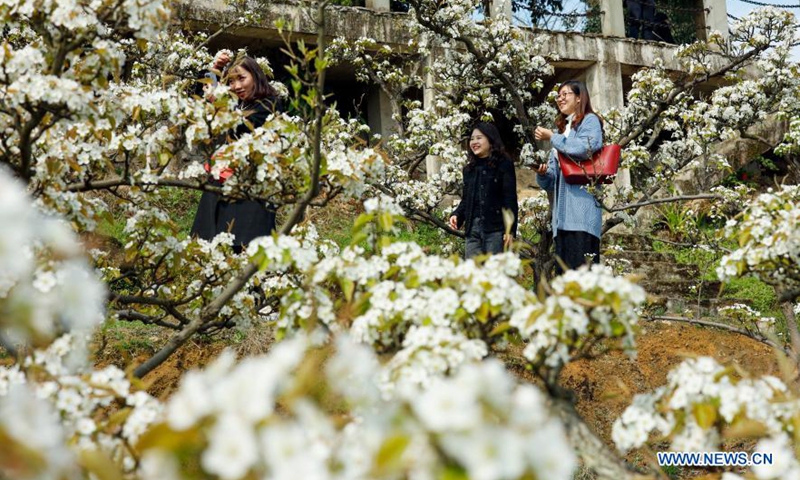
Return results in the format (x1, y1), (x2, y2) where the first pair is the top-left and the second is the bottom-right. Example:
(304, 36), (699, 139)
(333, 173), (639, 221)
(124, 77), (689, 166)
(562, 320), (782, 445)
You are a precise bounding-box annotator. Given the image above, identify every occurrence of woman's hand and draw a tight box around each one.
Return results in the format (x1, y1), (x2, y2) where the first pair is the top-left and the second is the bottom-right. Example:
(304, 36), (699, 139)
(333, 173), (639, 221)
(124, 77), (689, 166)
(534, 126), (553, 141)
(448, 215), (459, 230)
(503, 233), (513, 249)
(535, 163), (548, 175)
(212, 51), (231, 71)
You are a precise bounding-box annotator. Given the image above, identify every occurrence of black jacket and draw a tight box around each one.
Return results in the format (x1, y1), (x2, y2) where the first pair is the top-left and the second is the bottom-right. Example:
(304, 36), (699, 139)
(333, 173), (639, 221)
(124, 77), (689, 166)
(453, 155), (518, 237)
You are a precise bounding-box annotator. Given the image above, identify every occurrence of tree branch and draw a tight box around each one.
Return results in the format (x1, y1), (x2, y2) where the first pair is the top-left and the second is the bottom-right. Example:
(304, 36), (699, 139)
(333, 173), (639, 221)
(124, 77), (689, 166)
(605, 194), (723, 213)
(617, 44), (770, 149)
(643, 315), (790, 356)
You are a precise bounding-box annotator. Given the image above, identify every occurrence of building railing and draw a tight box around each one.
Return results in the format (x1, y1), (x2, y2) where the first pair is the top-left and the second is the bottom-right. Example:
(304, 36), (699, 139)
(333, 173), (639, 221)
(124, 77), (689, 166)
(351, 0), (729, 41)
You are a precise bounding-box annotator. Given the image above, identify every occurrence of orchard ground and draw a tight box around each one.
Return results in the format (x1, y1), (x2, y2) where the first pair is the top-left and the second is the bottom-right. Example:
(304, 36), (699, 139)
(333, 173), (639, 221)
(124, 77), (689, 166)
(82, 195), (788, 480)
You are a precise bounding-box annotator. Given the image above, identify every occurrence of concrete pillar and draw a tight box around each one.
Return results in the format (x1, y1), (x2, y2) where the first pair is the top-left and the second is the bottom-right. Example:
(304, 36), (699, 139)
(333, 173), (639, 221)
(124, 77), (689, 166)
(367, 87), (398, 140)
(423, 54), (441, 177)
(365, 0), (390, 12)
(584, 57), (631, 194)
(702, 0), (728, 40)
(490, 0), (512, 21)
(599, 0), (625, 37)
(585, 61), (624, 114)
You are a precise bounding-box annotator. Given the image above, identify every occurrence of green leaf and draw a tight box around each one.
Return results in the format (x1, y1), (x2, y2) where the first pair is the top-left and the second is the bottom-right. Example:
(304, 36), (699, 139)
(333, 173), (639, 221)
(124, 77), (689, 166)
(340, 278), (355, 302)
(378, 211), (393, 231)
(476, 302), (490, 323)
(374, 434), (410, 473)
(489, 321), (512, 336)
(350, 231), (368, 247)
(439, 465), (469, 480)
(104, 407), (132, 432)
(136, 423), (202, 452)
(693, 402), (718, 430)
(352, 213), (374, 232)
(78, 449), (123, 480)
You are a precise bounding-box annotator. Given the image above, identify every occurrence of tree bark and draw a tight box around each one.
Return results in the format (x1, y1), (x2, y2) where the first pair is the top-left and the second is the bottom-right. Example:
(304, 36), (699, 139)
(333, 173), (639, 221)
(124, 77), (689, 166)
(550, 397), (654, 480)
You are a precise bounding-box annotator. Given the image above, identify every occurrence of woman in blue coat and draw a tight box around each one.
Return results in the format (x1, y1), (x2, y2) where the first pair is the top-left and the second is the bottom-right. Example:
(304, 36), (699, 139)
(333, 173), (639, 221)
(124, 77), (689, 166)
(534, 80), (604, 273)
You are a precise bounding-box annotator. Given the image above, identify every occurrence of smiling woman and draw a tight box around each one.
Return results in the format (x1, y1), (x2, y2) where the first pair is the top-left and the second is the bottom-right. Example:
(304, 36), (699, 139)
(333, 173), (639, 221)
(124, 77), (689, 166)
(534, 80), (604, 273)
(449, 122), (518, 259)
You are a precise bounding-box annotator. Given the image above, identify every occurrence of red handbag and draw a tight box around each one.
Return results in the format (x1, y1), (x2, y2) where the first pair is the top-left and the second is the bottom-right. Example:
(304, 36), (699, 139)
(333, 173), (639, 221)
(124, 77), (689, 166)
(558, 144), (621, 185)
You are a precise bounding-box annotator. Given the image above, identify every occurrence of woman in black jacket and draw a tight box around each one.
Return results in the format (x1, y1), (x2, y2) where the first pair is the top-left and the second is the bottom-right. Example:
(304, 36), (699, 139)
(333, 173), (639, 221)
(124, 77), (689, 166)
(448, 122), (518, 259)
(191, 56), (281, 251)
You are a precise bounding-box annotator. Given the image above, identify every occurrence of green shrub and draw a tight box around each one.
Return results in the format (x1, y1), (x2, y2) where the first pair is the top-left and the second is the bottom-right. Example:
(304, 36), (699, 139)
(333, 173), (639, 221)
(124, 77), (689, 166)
(722, 276), (779, 316)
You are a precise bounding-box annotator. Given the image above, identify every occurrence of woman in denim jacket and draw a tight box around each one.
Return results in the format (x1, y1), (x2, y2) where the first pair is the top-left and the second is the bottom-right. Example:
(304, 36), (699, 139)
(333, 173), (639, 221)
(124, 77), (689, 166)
(534, 80), (604, 273)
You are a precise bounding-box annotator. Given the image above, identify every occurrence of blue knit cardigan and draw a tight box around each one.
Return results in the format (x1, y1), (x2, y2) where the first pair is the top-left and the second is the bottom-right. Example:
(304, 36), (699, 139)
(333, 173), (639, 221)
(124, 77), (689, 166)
(536, 113), (604, 239)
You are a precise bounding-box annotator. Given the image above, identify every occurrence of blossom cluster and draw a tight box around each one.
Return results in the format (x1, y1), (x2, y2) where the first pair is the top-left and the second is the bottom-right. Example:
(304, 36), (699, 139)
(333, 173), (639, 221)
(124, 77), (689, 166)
(0, 335), (162, 478)
(140, 334), (577, 480)
(0, 169), (105, 348)
(263, 202), (647, 384)
(517, 192), (551, 241)
(510, 264), (645, 369)
(613, 357), (800, 479)
(717, 184), (800, 289)
(717, 303), (775, 333)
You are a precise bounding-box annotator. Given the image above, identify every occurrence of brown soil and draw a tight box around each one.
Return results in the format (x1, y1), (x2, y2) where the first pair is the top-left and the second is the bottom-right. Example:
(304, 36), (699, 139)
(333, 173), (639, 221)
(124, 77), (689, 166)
(93, 340), (227, 400)
(562, 320), (782, 447)
(79, 231), (125, 264)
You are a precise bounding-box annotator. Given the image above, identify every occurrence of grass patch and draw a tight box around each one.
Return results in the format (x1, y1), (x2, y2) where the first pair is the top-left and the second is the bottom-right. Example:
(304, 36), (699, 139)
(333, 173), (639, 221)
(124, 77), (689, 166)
(312, 206), (358, 248)
(96, 188), (201, 245)
(395, 220), (454, 256)
(96, 320), (164, 358)
(152, 188), (202, 237)
(722, 276), (779, 315)
(97, 213), (129, 245)
(652, 241), (721, 281)
(721, 276), (785, 336)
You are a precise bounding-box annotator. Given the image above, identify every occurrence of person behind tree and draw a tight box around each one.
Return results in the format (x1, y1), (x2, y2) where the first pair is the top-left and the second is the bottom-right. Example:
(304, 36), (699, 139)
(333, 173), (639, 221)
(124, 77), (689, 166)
(534, 80), (604, 273)
(449, 122), (518, 259)
(191, 54), (281, 252)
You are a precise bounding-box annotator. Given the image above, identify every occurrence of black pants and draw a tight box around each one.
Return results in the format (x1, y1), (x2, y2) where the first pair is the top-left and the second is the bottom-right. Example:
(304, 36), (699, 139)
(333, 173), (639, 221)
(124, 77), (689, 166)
(554, 229), (600, 275)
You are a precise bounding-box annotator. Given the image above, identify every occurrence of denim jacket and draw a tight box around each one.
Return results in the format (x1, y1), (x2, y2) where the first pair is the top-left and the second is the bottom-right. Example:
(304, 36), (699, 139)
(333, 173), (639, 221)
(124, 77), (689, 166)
(536, 113), (604, 239)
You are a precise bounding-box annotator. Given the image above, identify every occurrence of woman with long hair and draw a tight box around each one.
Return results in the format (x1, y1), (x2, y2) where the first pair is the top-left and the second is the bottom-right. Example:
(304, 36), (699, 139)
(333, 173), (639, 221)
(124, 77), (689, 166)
(449, 122), (518, 259)
(191, 55), (281, 251)
(534, 80), (604, 273)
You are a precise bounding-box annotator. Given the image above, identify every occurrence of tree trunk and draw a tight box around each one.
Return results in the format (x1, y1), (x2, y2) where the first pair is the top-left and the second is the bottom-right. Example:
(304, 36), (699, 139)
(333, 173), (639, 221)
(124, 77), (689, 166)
(549, 396), (654, 480)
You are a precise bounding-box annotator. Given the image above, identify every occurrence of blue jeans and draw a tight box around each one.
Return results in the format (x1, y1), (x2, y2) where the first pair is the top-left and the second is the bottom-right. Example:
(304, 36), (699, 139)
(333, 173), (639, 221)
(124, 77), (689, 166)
(465, 218), (504, 259)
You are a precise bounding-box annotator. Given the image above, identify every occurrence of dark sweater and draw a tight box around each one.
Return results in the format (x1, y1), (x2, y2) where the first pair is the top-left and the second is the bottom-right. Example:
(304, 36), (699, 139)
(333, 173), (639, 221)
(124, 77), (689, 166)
(453, 155), (518, 237)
